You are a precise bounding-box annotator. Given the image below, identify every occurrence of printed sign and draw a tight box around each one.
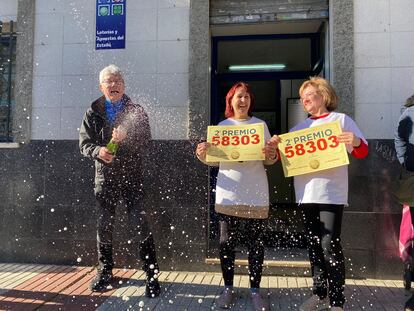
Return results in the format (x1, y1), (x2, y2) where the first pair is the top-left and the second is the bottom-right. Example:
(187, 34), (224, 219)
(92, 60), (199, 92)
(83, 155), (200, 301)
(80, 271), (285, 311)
(206, 123), (265, 162)
(96, 0), (126, 50)
(278, 121), (349, 177)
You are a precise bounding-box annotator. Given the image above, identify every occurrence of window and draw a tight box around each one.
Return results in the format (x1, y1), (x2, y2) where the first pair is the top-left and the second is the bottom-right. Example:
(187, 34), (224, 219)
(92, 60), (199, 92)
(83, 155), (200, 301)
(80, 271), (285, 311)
(0, 21), (17, 142)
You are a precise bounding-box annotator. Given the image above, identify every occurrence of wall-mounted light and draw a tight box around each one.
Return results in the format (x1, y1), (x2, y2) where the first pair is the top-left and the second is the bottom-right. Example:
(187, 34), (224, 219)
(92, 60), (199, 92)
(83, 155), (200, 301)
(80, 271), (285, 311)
(228, 64), (286, 71)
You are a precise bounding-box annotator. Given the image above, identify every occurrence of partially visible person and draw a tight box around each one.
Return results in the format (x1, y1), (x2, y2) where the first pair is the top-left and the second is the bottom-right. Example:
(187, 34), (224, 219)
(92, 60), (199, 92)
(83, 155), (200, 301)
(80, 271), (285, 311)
(394, 94), (414, 311)
(196, 82), (278, 311)
(407, 298), (414, 311)
(79, 64), (160, 297)
(272, 77), (368, 311)
(395, 94), (414, 171)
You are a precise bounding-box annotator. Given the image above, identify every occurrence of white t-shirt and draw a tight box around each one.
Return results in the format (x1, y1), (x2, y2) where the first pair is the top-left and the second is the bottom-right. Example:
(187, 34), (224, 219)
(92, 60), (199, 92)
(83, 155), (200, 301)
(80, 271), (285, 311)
(291, 112), (367, 205)
(215, 116), (271, 208)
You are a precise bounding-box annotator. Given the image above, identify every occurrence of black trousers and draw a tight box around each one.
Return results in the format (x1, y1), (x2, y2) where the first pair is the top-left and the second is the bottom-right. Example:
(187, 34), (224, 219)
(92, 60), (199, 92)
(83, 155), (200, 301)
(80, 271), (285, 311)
(302, 203), (345, 307)
(409, 207), (414, 261)
(219, 214), (265, 289)
(95, 178), (158, 274)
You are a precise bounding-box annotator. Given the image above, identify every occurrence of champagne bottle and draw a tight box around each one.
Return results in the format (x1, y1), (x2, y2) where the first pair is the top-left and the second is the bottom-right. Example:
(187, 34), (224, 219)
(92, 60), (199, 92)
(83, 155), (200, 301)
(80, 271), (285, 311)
(106, 139), (119, 155)
(106, 125), (125, 155)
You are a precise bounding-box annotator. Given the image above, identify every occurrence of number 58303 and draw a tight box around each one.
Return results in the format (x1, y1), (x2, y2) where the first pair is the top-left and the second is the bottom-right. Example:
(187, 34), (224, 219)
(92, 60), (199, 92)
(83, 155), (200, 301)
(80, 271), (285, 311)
(284, 136), (339, 158)
(211, 134), (260, 146)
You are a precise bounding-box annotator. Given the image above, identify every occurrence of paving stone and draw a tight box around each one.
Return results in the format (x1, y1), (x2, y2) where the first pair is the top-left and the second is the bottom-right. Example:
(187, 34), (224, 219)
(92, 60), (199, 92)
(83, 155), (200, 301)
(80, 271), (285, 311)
(0, 263), (410, 310)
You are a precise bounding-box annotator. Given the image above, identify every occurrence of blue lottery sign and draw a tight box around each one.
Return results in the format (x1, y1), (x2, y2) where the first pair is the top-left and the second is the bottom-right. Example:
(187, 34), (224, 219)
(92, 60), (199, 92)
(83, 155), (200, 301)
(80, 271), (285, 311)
(96, 0), (126, 50)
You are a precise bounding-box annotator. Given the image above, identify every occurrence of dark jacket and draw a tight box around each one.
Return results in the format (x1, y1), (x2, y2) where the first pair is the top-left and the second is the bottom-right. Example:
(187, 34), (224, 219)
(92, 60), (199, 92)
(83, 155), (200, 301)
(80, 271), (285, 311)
(79, 95), (152, 193)
(395, 106), (414, 171)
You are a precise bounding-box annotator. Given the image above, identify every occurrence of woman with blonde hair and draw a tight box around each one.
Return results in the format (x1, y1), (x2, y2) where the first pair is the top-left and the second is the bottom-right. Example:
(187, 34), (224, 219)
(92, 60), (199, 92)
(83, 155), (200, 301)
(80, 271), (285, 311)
(272, 77), (368, 311)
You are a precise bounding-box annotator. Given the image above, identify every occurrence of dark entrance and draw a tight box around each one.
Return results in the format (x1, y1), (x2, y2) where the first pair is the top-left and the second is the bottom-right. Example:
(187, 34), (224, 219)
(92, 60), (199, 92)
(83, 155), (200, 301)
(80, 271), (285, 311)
(207, 27), (327, 261)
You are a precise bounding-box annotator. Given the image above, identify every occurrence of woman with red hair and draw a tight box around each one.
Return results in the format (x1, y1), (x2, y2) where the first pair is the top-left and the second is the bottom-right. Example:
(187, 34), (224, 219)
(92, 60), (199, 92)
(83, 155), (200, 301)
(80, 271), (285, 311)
(196, 82), (278, 310)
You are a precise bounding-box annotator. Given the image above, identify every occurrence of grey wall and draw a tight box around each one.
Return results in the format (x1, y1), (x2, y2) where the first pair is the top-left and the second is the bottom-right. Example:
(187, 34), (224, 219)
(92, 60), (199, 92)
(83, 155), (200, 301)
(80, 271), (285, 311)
(13, 0), (34, 144)
(330, 0), (355, 117)
(346, 139), (401, 278)
(188, 0), (209, 139)
(0, 141), (211, 272)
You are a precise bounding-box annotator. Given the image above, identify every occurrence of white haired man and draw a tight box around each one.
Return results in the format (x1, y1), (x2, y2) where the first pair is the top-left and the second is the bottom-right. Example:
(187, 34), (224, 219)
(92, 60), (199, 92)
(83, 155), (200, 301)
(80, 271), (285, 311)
(79, 64), (160, 297)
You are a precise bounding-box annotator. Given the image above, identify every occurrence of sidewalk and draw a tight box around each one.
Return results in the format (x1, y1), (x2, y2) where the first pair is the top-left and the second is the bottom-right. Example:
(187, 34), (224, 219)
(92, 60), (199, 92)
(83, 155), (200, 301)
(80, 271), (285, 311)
(0, 263), (408, 310)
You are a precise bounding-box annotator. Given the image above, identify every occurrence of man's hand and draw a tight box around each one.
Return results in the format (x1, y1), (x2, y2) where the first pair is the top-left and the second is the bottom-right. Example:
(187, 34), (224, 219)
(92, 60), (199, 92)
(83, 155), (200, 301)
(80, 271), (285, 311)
(112, 126), (127, 143)
(98, 147), (114, 163)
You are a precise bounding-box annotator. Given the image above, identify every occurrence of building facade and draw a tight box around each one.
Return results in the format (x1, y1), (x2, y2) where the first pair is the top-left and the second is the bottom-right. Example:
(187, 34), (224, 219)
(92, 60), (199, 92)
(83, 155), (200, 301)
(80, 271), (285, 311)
(0, 0), (412, 278)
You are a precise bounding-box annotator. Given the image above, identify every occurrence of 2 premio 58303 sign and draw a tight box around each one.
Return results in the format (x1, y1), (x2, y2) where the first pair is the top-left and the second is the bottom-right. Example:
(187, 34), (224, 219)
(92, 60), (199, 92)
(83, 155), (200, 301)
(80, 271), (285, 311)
(278, 121), (349, 177)
(206, 123), (265, 162)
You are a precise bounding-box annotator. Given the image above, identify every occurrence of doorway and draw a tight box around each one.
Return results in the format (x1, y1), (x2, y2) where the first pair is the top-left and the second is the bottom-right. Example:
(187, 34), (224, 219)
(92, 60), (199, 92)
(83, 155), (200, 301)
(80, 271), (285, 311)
(207, 22), (327, 259)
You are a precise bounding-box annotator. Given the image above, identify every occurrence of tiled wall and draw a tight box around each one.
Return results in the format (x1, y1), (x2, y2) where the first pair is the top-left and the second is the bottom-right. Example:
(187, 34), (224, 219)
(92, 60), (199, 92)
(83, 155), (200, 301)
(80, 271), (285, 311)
(31, 0), (190, 140)
(354, 0), (414, 139)
(0, 140), (210, 271)
(0, 0), (17, 21)
(24, 0), (414, 140)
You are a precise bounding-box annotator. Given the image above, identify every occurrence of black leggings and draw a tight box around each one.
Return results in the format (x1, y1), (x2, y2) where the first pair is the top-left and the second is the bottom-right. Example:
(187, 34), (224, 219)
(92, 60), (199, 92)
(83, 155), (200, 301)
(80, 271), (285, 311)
(410, 207), (414, 226)
(409, 207), (414, 261)
(219, 214), (265, 289)
(302, 203), (345, 307)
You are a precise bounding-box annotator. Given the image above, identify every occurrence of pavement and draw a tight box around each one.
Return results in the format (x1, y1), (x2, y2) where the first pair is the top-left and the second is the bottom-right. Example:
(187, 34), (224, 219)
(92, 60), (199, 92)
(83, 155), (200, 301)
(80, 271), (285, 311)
(0, 263), (410, 310)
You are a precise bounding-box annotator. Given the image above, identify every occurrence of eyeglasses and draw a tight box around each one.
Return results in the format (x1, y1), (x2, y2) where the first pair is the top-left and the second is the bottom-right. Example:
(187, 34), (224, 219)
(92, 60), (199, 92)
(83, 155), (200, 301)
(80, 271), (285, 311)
(102, 79), (124, 85)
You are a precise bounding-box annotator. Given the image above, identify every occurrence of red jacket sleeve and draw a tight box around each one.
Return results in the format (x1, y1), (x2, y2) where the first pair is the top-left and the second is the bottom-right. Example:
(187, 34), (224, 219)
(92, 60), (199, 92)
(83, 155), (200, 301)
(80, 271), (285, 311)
(351, 140), (368, 159)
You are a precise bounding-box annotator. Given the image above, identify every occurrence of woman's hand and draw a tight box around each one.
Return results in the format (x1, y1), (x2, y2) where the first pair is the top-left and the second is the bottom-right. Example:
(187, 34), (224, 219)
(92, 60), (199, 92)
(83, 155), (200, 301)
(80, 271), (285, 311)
(112, 125), (127, 143)
(269, 135), (281, 149)
(196, 142), (211, 159)
(263, 140), (278, 160)
(337, 132), (361, 147)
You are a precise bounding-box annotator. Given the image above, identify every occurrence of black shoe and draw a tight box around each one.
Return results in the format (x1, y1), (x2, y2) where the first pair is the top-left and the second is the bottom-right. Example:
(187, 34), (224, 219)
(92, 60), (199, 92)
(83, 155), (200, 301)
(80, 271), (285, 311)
(145, 278), (161, 298)
(405, 295), (414, 311)
(404, 263), (413, 290)
(89, 270), (113, 292)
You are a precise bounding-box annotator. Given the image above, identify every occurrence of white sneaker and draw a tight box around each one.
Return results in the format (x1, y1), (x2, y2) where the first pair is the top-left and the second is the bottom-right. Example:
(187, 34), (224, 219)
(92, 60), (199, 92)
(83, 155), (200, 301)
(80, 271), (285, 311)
(299, 294), (330, 311)
(330, 307), (344, 311)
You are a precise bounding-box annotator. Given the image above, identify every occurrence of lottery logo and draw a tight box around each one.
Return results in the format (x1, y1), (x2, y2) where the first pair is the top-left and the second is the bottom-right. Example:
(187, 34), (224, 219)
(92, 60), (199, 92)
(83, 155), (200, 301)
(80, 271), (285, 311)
(230, 150), (240, 160)
(309, 159), (320, 169)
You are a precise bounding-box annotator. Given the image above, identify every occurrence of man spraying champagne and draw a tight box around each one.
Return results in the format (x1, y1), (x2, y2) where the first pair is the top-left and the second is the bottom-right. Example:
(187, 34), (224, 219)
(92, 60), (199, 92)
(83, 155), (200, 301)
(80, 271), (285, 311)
(79, 64), (160, 297)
